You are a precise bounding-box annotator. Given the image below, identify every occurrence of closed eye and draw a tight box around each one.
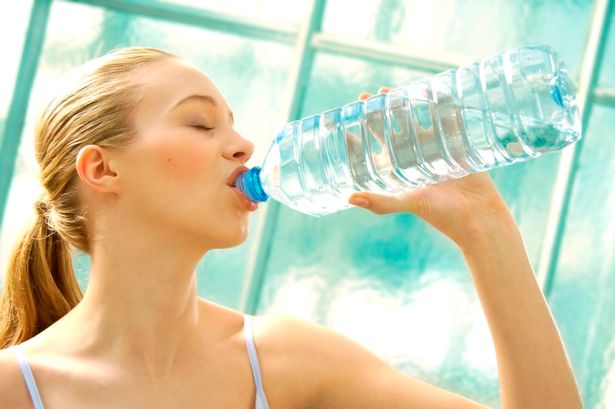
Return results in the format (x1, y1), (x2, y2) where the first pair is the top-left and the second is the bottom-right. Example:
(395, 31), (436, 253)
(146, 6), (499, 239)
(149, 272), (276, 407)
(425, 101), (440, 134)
(191, 124), (215, 132)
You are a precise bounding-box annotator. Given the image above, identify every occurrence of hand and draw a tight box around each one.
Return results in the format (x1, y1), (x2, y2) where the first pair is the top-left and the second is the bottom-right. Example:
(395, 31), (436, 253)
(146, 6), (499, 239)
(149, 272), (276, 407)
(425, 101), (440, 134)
(349, 88), (514, 246)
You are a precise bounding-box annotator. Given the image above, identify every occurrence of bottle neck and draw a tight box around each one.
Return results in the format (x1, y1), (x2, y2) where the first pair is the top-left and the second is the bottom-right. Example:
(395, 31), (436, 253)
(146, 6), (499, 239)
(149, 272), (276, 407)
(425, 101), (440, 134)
(235, 166), (269, 202)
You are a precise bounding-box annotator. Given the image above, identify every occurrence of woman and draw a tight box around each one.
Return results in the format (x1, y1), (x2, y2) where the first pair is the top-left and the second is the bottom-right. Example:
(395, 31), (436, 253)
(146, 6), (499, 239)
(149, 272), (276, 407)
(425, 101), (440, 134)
(0, 47), (582, 408)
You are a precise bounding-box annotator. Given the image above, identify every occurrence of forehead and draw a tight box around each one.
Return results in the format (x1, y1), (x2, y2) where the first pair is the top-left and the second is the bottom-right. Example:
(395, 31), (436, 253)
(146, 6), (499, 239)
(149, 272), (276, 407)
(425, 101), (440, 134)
(133, 59), (228, 120)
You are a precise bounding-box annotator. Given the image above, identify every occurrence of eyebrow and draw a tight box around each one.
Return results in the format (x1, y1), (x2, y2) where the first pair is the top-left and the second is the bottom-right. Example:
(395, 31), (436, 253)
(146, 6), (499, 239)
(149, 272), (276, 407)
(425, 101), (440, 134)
(172, 94), (234, 125)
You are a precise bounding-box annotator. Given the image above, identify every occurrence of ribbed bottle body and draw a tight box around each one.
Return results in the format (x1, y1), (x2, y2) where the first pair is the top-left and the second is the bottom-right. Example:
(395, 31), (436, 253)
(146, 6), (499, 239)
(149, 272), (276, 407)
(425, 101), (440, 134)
(240, 45), (581, 217)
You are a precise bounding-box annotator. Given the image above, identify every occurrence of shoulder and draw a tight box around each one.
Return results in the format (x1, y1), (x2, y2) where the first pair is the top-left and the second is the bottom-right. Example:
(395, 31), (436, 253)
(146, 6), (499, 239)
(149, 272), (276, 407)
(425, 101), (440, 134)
(254, 313), (374, 361)
(0, 347), (35, 408)
(252, 313), (386, 409)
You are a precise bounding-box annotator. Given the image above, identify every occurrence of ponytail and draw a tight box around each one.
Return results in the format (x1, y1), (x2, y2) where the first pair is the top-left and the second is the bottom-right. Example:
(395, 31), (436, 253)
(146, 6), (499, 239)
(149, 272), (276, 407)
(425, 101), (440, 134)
(0, 47), (177, 348)
(0, 197), (82, 348)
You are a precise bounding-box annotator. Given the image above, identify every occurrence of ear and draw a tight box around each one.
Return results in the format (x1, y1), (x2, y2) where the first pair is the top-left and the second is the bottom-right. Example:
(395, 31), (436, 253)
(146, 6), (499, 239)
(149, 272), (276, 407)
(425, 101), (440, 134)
(75, 145), (121, 195)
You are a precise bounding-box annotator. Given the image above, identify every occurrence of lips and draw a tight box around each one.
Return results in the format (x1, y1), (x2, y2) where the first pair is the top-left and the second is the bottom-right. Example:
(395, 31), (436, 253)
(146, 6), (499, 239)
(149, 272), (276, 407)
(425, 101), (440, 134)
(230, 186), (258, 211)
(227, 166), (249, 188)
(227, 166), (258, 211)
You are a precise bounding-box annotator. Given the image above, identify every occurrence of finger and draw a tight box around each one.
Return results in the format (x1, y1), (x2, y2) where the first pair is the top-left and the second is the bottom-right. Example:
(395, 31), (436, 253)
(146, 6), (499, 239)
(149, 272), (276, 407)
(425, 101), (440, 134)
(349, 191), (423, 215)
(358, 92), (371, 100)
(377, 87), (392, 94)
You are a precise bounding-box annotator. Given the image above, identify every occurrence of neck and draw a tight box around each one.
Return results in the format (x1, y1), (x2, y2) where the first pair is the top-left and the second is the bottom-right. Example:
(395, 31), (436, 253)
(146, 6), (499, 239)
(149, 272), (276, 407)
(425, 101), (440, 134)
(56, 218), (210, 379)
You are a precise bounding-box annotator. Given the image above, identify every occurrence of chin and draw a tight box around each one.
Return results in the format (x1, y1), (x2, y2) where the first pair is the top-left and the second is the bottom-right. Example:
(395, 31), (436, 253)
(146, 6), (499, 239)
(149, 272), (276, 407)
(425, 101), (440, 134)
(214, 235), (248, 250)
(212, 218), (250, 249)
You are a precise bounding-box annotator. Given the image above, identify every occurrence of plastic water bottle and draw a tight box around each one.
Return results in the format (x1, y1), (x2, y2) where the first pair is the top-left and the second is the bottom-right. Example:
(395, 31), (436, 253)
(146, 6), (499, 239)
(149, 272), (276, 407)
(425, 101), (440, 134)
(235, 45), (581, 217)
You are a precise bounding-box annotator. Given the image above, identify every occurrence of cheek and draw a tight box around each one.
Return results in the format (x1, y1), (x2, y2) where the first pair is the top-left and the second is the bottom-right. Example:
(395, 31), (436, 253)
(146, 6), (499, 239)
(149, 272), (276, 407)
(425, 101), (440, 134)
(123, 129), (221, 210)
(142, 129), (217, 183)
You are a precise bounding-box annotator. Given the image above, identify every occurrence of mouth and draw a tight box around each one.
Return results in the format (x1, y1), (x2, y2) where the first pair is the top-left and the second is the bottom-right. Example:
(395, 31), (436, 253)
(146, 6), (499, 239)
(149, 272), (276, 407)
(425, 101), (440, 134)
(227, 166), (258, 211)
(230, 185), (258, 211)
(227, 165), (249, 188)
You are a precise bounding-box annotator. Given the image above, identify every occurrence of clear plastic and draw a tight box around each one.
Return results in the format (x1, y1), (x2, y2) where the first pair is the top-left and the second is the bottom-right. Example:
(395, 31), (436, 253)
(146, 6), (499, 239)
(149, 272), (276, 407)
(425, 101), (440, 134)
(236, 45), (581, 217)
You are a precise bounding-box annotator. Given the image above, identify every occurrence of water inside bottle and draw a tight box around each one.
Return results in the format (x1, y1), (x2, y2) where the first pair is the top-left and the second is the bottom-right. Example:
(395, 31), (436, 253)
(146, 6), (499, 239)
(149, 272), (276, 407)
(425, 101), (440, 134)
(334, 91), (579, 195)
(263, 91), (579, 216)
(253, 46), (581, 217)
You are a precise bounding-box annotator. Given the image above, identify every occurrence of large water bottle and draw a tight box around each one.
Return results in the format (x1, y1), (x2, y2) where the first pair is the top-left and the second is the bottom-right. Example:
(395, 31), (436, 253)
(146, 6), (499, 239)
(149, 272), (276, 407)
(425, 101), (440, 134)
(236, 45), (581, 217)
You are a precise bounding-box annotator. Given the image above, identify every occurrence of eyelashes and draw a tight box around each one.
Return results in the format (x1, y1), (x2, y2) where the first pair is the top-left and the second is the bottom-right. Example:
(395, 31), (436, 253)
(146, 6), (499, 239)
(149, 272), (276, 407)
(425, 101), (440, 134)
(190, 124), (215, 132)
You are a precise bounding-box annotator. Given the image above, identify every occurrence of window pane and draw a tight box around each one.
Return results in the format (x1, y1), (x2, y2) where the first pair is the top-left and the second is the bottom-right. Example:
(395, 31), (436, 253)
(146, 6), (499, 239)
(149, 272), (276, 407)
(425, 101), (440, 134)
(0, 0), (293, 308)
(254, 52), (563, 407)
(548, 104), (615, 409)
(301, 52), (431, 116)
(0, 0), (33, 144)
(162, 0), (311, 26)
(598, 20), (615, 88)
(322, 0), (592, 79)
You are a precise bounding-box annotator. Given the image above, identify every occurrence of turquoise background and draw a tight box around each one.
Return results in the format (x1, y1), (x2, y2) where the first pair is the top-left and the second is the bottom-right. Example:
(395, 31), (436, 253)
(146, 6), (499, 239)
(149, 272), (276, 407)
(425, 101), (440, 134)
(0, 1), (613, 407)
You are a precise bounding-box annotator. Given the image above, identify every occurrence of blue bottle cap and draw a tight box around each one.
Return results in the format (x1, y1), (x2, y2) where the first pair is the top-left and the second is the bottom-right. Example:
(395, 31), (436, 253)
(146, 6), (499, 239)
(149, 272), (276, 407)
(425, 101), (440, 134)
(237, 166), (269, 202)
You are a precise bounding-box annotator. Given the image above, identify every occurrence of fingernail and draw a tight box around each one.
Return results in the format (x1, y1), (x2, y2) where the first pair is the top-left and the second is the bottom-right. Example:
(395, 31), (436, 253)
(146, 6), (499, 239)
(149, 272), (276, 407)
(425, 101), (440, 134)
(350, 197), (370, 208)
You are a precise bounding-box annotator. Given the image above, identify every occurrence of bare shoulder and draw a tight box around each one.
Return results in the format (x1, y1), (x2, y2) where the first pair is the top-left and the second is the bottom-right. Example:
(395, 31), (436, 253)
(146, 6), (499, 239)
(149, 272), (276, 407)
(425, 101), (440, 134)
(251, 313), (387, 409)
(253, 313), (373, 361)
(0, 347), (35, 408)
(253, 314), (490, 409)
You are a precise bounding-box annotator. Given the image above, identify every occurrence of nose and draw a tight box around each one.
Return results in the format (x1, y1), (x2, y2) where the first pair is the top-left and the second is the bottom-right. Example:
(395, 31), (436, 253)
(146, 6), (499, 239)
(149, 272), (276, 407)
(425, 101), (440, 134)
(225, 131), (255, 164)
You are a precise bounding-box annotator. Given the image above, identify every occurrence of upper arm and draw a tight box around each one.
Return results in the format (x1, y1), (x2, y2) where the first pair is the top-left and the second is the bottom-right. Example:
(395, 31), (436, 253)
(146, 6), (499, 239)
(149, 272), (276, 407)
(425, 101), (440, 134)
(0, 348), (32, 408)
(264, 315), (491, 409)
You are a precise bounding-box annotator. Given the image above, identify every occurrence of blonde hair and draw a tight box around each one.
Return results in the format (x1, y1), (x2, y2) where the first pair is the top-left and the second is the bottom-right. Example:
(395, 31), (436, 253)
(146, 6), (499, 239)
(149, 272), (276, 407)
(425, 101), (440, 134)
(0, 47), (178, 348)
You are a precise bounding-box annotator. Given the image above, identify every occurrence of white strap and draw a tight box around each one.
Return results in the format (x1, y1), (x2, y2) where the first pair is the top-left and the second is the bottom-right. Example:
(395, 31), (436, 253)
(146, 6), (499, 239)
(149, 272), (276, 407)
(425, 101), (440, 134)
(10, 344), (46, 409)
(243, 314), (271, 409)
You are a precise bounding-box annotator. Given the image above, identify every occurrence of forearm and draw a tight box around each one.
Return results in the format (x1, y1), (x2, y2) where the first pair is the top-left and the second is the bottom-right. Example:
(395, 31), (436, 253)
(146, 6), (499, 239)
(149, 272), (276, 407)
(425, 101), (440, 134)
(458, 214), (582, 409)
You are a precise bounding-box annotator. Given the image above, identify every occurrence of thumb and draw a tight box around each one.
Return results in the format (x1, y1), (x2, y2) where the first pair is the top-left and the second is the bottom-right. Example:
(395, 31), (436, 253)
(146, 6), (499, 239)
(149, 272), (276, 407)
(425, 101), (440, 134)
(348, 191), (423, 215)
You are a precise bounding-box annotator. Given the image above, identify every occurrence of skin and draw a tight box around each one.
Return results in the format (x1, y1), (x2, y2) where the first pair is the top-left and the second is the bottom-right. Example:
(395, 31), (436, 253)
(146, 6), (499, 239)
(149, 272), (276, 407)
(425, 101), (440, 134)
(0, 66), (582, 408)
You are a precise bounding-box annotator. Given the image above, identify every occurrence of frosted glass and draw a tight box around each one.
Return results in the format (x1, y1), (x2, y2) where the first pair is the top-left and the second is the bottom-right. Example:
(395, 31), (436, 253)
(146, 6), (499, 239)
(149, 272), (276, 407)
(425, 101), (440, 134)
(162, 0), (311, 26)
(321, 0), (592, 79)
(598, 19), (615, 88)
(548, 104), (615, 409)
(0, 0), (33, 146)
